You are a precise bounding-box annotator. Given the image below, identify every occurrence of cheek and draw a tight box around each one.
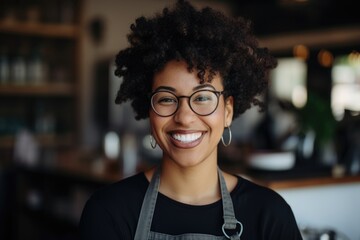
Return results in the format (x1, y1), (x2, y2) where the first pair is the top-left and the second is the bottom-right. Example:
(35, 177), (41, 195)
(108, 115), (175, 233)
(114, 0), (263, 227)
(206, 108), (226, 133)
(215, 101), (226, 121)
(149, 112), (166, 134)
(149, 112), (158, 132)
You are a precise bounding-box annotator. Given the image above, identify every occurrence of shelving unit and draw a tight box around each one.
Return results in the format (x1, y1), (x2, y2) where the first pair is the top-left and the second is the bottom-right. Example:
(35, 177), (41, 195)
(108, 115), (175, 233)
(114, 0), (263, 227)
(0, 0), (82, 160)
(0, 1), (84, 239)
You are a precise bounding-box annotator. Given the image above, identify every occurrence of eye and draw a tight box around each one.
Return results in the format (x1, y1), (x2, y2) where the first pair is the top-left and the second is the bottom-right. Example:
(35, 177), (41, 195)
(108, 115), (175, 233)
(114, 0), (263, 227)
(192, 91), (215, 104)
(158, 97), (177, 104)
(153, 92), (178, 106)
(196, 95), (211, 101)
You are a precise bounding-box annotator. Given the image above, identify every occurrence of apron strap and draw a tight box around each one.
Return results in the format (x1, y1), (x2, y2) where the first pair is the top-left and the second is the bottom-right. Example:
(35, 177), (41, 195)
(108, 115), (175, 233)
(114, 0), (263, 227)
(218, 168), (243, 240)
(134, 167), (161, 240)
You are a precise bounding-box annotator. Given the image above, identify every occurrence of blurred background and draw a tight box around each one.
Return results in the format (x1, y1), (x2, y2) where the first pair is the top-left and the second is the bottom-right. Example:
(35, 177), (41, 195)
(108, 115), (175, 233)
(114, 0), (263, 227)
(0, 0), (359, 239)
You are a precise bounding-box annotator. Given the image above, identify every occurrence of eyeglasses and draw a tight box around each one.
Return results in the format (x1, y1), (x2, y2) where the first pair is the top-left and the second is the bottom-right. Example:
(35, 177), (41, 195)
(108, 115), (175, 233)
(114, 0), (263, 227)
(150, 90), (224, 117)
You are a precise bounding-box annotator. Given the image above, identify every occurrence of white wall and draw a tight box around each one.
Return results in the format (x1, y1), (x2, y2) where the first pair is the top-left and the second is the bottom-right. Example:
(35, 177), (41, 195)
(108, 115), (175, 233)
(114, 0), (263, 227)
(277, 182), (360, 240)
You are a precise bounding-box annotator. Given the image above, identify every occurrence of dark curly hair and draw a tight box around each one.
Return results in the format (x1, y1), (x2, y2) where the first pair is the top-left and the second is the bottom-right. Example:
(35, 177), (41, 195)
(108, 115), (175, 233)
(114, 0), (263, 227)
(114, 0), (277, 120)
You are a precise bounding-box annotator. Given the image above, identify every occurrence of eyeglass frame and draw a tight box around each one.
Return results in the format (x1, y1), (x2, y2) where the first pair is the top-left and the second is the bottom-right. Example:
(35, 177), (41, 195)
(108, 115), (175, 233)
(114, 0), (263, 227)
(150, 89), (224, 117)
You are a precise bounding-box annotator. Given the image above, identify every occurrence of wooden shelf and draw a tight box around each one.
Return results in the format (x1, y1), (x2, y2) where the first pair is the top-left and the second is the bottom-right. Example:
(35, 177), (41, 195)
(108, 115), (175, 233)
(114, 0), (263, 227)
(47, 163), (360, 190)
(0, 83), (75, 96)
(51, 154), (360, 190)
(221, 163), (360, 190)
(0, 21), (79, 39)
(0, 134), (74, 149)
(264, 175), (360, 189)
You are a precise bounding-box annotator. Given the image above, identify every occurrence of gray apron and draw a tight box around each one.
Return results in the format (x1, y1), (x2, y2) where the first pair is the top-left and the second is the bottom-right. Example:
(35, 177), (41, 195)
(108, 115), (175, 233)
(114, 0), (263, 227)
(134, 167), (243, 240)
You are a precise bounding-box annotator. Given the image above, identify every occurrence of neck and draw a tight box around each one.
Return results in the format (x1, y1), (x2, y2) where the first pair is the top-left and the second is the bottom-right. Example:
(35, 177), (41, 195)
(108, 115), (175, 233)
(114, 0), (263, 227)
(159, 160), (220, 205)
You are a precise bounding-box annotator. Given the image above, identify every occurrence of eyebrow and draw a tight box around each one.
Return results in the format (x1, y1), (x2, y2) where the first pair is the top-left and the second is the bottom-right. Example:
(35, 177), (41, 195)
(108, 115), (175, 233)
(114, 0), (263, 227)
(153, 84), (216, 93)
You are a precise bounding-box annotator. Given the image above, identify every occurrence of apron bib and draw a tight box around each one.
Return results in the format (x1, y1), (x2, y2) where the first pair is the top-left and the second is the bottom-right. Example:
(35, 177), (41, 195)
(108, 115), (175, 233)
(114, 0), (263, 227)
(134, 167), (243, 240)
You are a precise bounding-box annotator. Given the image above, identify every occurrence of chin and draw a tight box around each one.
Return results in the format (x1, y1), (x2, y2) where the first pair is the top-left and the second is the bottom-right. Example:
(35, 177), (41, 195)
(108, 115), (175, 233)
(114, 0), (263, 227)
(166, 151), (216, 169)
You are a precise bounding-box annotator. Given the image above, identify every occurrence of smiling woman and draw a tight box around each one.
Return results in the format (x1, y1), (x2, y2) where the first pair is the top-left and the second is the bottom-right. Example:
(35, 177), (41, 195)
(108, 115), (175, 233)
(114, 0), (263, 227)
(79, 1), (303, 239)
(149, 60), (231, 170)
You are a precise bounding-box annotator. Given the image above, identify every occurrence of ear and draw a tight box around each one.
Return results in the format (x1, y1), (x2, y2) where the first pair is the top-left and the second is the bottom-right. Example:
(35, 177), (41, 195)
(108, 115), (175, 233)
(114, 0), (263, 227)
(224, 96), (234, 126)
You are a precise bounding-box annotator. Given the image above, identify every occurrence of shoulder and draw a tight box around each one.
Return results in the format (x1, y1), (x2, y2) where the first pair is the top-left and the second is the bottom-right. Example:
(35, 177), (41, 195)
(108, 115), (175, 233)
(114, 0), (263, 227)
(79, 173), (149, 240)
(231, 176), (302, 239)
(232, 175), (296, 218)
(232, 175), (288, 208)
(80, 172), (148, 222)
(88, 172), (148, 207)
(79, 172), (148, 239)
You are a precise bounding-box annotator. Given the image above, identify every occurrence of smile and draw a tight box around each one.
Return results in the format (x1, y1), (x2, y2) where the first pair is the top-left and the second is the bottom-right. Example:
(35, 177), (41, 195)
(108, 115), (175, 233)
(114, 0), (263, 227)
(171, 132), (203, 143)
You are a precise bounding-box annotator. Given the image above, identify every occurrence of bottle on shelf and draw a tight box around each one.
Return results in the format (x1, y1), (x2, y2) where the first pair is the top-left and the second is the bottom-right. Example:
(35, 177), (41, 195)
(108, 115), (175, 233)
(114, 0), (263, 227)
(27, 45), (48, 85)
(0, 47), (10, 84)
(10, 47), (27, 85)
(34, 101), (56, 135)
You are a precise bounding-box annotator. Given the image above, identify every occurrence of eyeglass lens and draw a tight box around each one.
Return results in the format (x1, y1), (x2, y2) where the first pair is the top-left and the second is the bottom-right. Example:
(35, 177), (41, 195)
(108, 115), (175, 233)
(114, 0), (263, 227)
(151, 90), (220, 116)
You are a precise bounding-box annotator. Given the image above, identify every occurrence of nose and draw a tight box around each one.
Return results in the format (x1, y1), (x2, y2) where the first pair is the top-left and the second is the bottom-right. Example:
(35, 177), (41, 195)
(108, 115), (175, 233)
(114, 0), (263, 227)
(173, 97), (196, 124)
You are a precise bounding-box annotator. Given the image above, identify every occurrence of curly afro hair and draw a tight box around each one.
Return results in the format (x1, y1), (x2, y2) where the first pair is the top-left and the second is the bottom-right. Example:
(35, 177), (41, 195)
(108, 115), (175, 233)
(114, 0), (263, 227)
(114, 0), (277, 120)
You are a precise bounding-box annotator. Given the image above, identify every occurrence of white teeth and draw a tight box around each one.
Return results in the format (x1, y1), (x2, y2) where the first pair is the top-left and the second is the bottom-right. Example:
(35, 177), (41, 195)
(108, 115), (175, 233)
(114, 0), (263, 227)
(172, 132), (202, 143)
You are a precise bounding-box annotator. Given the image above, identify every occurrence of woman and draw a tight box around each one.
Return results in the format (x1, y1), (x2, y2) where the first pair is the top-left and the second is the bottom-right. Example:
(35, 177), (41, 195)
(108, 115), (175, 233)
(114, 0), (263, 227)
(80, 1), (303, 239)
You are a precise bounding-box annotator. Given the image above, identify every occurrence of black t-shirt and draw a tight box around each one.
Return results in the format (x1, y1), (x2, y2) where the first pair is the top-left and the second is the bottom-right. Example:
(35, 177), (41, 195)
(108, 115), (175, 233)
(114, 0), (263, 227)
(79, 172), (303, 240)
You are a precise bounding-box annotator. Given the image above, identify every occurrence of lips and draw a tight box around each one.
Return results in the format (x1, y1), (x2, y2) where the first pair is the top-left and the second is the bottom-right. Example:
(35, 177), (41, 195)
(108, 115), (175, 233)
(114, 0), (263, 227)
(172, 132), (202, 143)
(169, 131), (205, 148)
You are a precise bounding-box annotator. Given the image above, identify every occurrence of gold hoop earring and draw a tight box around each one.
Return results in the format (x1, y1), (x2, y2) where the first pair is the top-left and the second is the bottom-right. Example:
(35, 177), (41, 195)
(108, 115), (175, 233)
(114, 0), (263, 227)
(221, 126), (232, 147)
(150, 135), (157, 149)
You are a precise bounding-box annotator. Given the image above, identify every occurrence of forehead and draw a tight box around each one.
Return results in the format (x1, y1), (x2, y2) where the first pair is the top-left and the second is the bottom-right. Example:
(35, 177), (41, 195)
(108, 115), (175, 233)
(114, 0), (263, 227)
(152, 60), (223, 92)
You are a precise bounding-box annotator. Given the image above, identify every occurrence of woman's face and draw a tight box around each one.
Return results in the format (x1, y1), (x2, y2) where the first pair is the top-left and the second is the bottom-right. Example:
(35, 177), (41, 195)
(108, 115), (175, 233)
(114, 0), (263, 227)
(149, 60), (233, 168)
